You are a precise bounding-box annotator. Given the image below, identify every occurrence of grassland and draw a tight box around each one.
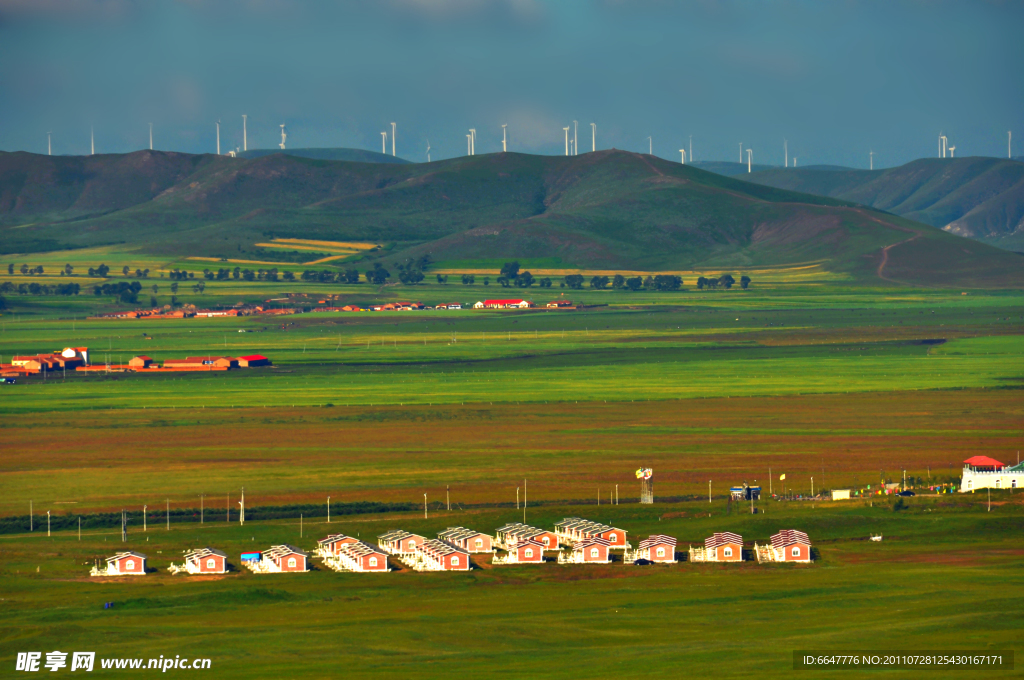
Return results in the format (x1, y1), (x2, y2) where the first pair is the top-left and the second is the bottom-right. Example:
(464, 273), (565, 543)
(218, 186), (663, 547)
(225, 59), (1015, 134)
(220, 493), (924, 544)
(1, 280), (1021, 677)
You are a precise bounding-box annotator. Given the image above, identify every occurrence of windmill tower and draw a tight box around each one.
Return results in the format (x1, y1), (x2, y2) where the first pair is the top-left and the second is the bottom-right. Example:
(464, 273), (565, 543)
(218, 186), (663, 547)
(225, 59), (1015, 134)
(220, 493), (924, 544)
(637, 467), (654, 504)
(279, 125), (287, 150)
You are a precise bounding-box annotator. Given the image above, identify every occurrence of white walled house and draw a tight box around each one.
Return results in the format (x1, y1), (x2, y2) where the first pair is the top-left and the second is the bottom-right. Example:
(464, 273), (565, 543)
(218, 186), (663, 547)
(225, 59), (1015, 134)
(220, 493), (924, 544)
(90, 551), (147, 577)
(960, 456), (1023, 492)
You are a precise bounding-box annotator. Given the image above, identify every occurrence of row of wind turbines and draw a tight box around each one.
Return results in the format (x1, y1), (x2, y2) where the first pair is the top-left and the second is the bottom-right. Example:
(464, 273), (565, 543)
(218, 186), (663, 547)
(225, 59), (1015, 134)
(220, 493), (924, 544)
(42, 119), (1016, 168)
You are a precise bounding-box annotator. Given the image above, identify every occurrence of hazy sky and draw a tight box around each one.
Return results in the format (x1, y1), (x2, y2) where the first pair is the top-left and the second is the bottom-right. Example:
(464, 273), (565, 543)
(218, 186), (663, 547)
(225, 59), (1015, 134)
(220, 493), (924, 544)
(1, 0), (1021, 167)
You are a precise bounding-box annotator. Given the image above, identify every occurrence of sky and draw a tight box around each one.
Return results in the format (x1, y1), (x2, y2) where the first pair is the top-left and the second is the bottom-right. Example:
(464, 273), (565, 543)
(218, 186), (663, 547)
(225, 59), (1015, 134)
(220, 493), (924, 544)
(1, 0), (1021, 168)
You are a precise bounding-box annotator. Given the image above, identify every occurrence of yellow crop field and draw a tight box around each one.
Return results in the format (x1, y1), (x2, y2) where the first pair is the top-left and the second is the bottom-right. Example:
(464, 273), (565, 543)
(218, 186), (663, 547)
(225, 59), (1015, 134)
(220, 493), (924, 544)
(263, 238), (380, 251)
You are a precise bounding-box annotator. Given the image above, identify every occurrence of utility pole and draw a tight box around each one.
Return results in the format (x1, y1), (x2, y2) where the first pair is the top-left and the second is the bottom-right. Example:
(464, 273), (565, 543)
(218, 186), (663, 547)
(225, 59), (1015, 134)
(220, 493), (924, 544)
(47, 511), (51, 537)
(516, 487), (519, 510)
(446, 486), (450, 511)
(239, 487), (245, 526)
(811, 476), (814, 497)
(424, 494), (428, 519)
(327, 496), (331, 524)
(523, 479), (527, 523)
(143, 505), (147, 532)
(616, 484), (619, 505)
(708, 480), (712, 503)
(30, 501), (33, 532)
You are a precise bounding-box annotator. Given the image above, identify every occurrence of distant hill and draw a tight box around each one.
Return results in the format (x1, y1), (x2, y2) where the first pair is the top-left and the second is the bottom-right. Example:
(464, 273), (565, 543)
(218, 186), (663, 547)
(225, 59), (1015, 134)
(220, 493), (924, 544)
(740, 157), (1024, 251)
(0, 149), (1020, 287)
(691, 161), (778, 176)
(235, 147), (411, 164)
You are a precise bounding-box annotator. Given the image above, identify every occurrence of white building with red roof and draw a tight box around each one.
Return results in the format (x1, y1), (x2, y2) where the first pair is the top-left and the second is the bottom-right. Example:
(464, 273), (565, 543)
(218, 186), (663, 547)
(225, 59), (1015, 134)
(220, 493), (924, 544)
(244, 545), (308, 573)
(960, 456), (1023, 492)
(315, 533), (360, 558)
(399, 539), (471, 571)
(378, 530), (426, 555)
(554, 517), (629, 549)
(437, 527), (493, 553)
(494, 523), (558, 552)
(473, 299), (533, 309)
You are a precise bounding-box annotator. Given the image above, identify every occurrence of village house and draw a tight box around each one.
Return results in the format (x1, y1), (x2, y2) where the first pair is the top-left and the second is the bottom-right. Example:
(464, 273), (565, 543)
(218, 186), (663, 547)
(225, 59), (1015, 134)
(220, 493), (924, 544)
(244, 545), (308, 573)
(315, 533), (360, 558)
(689, 532), (744, 563)
(322, 541), (389, 573)
(545, 300), (573, 308)
(128, 356), (153, 369)
(194, 309), (240, 318)
(554, 518), (629, 549)
(755, 530), (812, 564)
(557, 537), (611, 564)
(413, 539), (471, 571)
(163, 356), (237, 369)
(960, 456), (1023, 492)
(90, 551), (147, 577)
(377, 530), (427, 555)
(168, 548), (228, 575)
(492, 538), (546, 565)
(494, 523), (558, 552)
(437, 527), (493, 553)
(625, 535), (678, 564)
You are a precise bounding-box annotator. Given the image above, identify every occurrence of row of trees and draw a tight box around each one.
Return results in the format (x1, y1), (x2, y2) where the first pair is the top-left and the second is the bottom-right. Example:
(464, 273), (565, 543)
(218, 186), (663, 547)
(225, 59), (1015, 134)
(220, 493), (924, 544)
(0, 282), (80, 296)
(697, 274), (751, 290)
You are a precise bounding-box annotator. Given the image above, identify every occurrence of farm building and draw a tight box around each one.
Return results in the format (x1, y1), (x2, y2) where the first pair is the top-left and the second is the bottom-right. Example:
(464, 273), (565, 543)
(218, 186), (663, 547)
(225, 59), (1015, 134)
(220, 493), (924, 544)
(163, 356), (237, 369)
(494, 523), (558, 552)
(474, 299), (533, 309)
(546, 300), (573, 308)
(195, 309), (240, 317)
(689, 532), (743, 563)
(322, 541), (389, 573)
(492, 539), (546, 565)
(168, 548), (228, 575)
(755, 530), (812, 563)
(625, 535), (678, 564)
(237, 355), (271, 367)
(244, 545), (308, 573)
(128, 356), (153, 368)
(90, 551), (147, 577)
(315, 533), (359, 558)
(437, 527), (493, 553)
(378, 530), (427, 555)
(557, 537), (611, 564)
(960, 456), (1024, 492)
(554, 518), (629, 549)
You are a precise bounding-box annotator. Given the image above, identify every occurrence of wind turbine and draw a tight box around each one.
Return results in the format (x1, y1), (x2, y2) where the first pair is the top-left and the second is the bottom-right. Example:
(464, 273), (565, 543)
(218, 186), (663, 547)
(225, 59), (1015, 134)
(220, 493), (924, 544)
(469, 129), (476, 155)
(426, 139), (431, 163)
(391, 122), (396, 156)
(591, 123), (596, 152)
(939, 134), (948, 158)
(502, 124), (507, 152)
(47, 131), (52, 156)
(793, 157), (798, 167)
(739, 142), (743, 163)
(948, 145), (955, 158)
(784, 138), (788, 168)
(279, 124), (287, 150)
(91, 125), (95, 155)
(563, 127), (570, 156)
(242, 114), (247, 152)
(216, 120), (221, 155)
(679, 148), (686, 164)
(381, 131), (387, 154)
(869, 150), (875, 170)
(573, 120), (578, 156)
(746, 148), (753, 173)
(647, 136), (652, 155)
(467, 134), (472, 155)
(149, 123), (153, 151)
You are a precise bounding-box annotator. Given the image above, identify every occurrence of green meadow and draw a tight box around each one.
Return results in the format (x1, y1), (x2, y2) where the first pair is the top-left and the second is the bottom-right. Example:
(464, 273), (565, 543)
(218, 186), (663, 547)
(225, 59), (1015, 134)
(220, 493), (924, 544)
(1, 277), (1022, 677)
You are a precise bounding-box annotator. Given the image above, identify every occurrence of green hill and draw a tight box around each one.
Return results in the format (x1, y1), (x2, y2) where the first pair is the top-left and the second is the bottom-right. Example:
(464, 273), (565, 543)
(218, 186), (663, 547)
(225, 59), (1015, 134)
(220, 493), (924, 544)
(743, 157), (1024, 251)
(235, 147), (410, 164)
(0, 149), (1020, 287)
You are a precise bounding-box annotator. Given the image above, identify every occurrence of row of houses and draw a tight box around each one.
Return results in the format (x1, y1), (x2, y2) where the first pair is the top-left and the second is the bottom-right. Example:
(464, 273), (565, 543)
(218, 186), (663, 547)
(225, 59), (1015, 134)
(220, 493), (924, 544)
(2, 347), (271, 376)
(88, 523), (812, 577)
(88, 305), (293, 321)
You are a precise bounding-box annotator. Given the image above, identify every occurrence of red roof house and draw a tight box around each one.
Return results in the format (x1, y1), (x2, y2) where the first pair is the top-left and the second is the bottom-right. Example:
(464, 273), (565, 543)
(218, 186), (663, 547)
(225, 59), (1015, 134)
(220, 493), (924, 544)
(237, 354), (271, 367)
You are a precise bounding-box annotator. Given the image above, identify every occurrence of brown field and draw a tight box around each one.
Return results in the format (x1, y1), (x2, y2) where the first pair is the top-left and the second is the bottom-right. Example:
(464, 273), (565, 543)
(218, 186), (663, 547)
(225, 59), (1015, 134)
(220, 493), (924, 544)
(2, 389), (1017, 516)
